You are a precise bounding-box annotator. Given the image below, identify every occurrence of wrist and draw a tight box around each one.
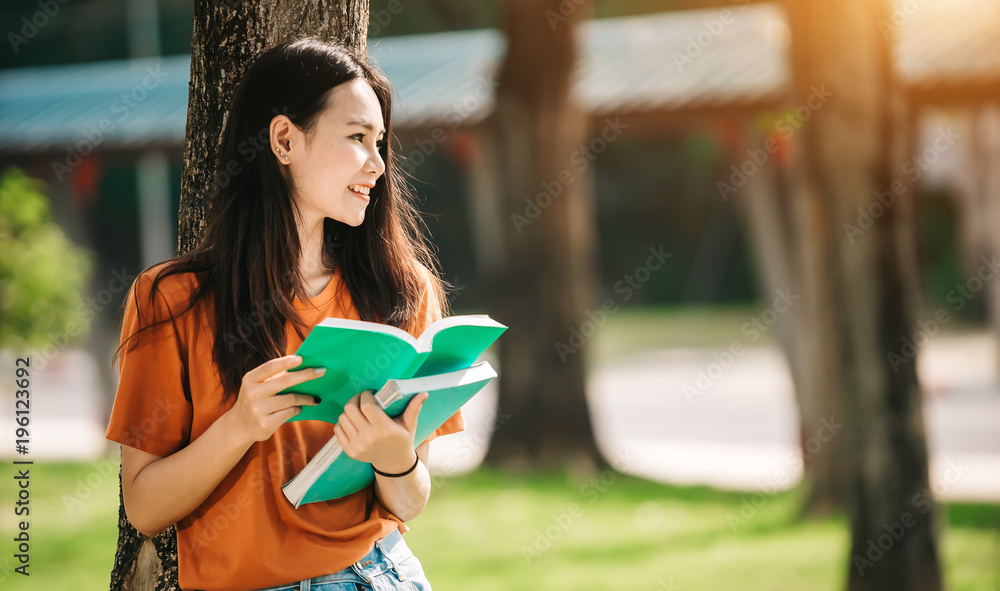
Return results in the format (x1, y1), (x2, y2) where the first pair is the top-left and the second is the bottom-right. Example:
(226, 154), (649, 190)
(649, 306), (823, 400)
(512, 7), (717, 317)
(372, 450), (419, 477)
(218, 409), (255, 450)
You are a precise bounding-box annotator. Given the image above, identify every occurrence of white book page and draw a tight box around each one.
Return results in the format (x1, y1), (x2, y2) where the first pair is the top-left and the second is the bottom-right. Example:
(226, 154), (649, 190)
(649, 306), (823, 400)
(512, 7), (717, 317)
(316, 315), (503, 354)
(389, 361), (497, 393)
(316, 317), (421, 350)
(284, 435), (343, 506)
(414, 315), (504, 351)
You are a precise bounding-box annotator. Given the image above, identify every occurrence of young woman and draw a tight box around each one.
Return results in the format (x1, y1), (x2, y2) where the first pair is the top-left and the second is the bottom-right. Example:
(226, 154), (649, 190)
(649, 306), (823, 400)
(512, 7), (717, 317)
(105, 37), (461, 591)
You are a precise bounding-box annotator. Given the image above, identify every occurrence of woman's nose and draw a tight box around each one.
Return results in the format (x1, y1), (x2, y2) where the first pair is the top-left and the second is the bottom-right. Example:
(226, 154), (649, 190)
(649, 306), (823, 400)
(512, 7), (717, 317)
(366, 148), (385, 178)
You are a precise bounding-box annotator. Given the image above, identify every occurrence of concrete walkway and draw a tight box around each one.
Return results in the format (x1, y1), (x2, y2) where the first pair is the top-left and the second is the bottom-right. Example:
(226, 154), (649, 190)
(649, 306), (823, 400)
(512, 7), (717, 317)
(2, 334), (998, 501)
(585, 335), (1000, 502)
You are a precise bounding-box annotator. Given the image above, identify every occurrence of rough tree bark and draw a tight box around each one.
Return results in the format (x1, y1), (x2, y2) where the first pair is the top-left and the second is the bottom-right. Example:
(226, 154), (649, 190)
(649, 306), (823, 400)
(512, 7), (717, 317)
(482, 0), (602, 467)
(782, 0), (943, 588)
(110, 2), (368, 589)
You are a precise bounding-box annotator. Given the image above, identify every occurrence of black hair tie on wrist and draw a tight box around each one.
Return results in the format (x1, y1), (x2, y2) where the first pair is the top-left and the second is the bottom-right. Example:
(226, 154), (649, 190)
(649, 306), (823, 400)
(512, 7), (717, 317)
(372, 453), (420, 478)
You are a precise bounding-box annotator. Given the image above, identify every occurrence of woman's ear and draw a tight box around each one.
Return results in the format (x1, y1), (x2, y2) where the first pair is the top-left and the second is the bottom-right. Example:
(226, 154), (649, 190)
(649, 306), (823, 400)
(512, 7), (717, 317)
(269, 115), (299, 165)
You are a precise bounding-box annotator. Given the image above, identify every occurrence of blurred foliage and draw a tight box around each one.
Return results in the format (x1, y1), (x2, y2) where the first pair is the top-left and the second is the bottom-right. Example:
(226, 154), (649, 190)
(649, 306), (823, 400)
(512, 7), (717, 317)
(0, 167), (93, 350)
(917, 184), (979, 321)
(592, 133), (758, 306)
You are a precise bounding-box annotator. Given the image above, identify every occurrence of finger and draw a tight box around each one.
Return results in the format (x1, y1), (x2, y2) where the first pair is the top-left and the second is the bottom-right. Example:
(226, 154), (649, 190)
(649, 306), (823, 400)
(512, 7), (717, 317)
(400, 392), (428, 433)
(357, 390), (386, 423)
(334, 421), (352, 448)
(267, 393), (319, 414)
(246, 355), (305, 383)
(342, 394), (371, 429)
(264, 366), (327, 393)
(339, 413), (360, 439)
(272, 405), (302, 426)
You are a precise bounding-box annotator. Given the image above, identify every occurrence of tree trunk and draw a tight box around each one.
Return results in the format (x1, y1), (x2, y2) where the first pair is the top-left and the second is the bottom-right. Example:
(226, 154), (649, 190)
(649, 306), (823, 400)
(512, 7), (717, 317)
(971, 104), (1000, 364)
(790, 147), (849, 518)
(782, 0), (943, 588)
(727, 119), (847, 516)
(482, 0), (602, 468)
(111, 2), (367, 589)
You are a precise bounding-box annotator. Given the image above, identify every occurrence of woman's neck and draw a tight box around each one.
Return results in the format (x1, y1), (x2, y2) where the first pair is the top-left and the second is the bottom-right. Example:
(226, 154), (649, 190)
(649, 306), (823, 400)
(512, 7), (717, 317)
(297, 217), (334, 297)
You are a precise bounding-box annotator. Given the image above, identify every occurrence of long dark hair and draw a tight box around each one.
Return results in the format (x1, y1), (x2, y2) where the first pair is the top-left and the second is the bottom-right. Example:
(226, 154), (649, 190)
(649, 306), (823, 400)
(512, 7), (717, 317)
(114, 37), (449, 404)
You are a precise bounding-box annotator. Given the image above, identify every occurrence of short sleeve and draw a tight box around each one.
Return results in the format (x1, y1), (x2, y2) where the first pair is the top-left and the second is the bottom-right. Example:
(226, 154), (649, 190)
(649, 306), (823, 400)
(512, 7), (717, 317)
(105, 270), (193, 457)
(408, 267), (465, 445)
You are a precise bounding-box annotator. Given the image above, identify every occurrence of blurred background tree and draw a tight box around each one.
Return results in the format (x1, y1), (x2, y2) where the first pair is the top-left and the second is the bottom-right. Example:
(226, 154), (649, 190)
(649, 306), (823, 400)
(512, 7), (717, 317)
(781, 0), (943, 587)
(481, 0), (601, 468)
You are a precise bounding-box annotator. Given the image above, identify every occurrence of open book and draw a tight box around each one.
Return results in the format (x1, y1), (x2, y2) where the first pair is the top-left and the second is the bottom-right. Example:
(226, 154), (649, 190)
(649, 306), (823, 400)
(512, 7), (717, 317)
(282, 361), (497, 506)
(278, 314), (507, 424)
(275, 314), (507, 506)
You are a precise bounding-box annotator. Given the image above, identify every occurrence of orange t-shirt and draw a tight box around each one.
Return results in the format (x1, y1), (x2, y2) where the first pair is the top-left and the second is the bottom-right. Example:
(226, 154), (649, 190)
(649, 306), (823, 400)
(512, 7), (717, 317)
(105, 262), (463, 591)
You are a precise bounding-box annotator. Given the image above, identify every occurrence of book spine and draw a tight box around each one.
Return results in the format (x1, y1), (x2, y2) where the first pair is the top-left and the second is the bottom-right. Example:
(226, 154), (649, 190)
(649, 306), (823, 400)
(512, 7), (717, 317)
(375, 383), (404, 409)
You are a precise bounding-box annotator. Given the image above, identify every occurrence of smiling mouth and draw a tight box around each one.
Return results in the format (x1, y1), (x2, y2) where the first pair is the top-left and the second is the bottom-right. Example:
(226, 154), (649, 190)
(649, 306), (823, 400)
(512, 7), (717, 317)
(348, 185), (371, 200)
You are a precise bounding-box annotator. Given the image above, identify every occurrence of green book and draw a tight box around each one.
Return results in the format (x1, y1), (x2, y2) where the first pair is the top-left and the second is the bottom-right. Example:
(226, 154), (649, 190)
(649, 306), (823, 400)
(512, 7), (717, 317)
(282, 361), (497, 506)
(278, 314), (507, 423)
(275, 314), (507, 506)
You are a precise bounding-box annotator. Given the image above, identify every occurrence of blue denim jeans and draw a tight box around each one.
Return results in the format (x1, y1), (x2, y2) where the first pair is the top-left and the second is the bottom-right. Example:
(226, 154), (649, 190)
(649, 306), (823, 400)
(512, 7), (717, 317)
(252, 529), (431, 591)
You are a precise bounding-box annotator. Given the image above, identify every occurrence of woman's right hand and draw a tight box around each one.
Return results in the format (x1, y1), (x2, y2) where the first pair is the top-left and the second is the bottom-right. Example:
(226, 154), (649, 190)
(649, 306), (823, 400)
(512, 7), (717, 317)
(226, 355), (325, 442)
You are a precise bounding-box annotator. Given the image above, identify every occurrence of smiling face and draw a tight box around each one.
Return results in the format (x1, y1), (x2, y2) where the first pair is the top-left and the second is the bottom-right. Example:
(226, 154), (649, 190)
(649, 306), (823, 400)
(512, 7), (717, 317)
(278, 77), (387, 228)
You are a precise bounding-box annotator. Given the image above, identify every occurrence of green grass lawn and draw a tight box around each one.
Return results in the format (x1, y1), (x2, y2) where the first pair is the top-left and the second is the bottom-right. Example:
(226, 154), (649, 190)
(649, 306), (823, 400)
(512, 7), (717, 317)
(1, 462), (997, 590)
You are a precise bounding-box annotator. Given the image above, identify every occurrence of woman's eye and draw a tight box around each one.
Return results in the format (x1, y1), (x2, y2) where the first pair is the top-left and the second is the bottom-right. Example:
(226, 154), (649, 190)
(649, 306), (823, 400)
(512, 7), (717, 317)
(352, 134), (387, 148)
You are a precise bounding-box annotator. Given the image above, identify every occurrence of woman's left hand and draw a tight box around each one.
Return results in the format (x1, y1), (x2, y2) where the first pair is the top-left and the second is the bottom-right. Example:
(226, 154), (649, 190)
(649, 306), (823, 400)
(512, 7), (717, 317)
(334, 390), (428, 473)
